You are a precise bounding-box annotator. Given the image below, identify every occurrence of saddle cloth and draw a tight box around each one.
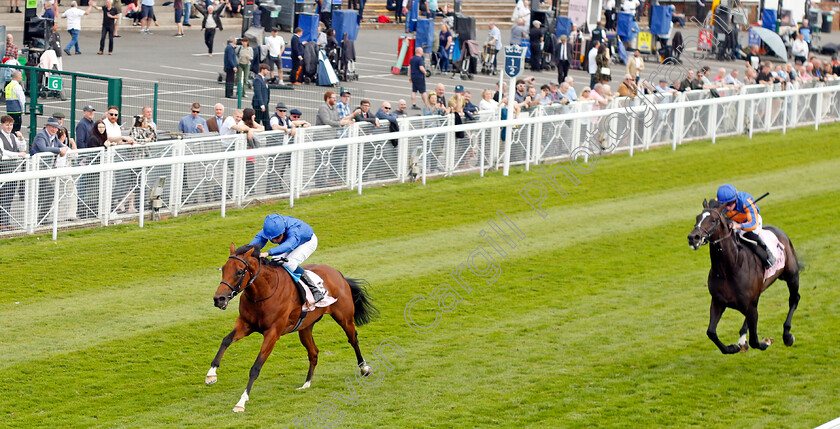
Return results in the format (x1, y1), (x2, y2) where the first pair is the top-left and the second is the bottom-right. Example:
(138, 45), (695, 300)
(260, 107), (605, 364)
(300, 270), (337, 312)
(757, 229), (786, 281)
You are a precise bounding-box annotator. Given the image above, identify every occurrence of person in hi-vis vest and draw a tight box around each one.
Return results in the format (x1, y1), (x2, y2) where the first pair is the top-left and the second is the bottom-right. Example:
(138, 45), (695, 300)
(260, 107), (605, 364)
(4, 71), (25, 133)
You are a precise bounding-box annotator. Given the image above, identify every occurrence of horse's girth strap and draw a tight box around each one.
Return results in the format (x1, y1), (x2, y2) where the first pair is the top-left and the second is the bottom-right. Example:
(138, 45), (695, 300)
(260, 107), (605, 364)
(291, 310), (308, 333)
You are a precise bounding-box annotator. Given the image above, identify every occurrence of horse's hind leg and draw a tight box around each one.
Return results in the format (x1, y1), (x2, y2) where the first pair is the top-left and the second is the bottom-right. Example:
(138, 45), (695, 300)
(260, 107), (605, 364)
(297, 325), (319, 390)
(207, 317), (252, 384)
(738, 319), (749, 352)
(782, 272), (800, 347)
(332, 314), (372, 376)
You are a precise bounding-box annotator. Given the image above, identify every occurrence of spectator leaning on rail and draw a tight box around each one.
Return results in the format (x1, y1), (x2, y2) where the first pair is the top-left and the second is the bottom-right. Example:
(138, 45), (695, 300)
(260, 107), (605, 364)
(178, 102), (208, 134)
(316, 91), (354, 127)
(716, 184), (775, 269)
(251, 213), (324, 305)
(289, 109), (310, 128)
(31, 117), (68, 220)
(207, 103), (226, 133)
(103, 105), (135, 146)
(353, 99), (379, 128)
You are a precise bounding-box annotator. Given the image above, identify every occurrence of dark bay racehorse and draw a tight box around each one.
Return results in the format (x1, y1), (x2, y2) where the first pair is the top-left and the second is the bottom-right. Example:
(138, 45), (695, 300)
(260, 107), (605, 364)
(208, 243), (378, 412)
(687, 199), (801, 354)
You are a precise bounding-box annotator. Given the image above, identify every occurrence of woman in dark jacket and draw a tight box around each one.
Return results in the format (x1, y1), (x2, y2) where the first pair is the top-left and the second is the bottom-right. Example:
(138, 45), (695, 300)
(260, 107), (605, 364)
(87, 120), (109, 148)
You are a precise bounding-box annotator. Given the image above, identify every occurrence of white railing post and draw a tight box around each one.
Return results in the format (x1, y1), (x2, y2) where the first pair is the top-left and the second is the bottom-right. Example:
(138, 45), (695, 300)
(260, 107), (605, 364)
(709, 102), (717, 144)
(782, 93), (788, 134)
(490, 108), (501, 168)
(232, 136), (246, 206)
(102, 147), (114, 225)
(397, 117), (410, 182)
(23, 156), (36, 234)
(421, 137), (427, 185)
(169, 140), (184, 216)
(445, 114), (456, 176)
(221, 159), (228, 216)
(346, 124), (359, 190)
(748, 101), (755, 139)
(815, 91), (822, 130)
(629, 117), (636, 156)
(51, 174), (60, 240)
(357, 139), (364, 195)
(139, 167), (146, 228)
(531, 106), (543, 167)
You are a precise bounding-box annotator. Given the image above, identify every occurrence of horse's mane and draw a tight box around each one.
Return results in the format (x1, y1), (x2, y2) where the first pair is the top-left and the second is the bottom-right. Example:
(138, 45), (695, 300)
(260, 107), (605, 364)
(708, 199), (721, 209)
(235, 243), (261, 256)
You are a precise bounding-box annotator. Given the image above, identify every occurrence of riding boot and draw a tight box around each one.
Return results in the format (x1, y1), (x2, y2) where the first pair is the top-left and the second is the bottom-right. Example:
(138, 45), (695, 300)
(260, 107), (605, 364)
(300, 271), (325, 303)
(760, 240), (776, 269)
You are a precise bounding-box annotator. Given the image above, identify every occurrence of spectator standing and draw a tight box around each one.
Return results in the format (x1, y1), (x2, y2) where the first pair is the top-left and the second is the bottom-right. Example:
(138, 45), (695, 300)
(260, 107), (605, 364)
(62, 1), (93, 55)
(31, 117), (67, 220)
(627, 49), (644, 82)
(595, 44), (611, 84)
(207, 103), (226, 133)
(409, 47), (427, 110)
(512, 0), (530, 26)
(375, 101), (398, 124)
(439, 23), (453, 73)
(75, 105), (96, 149)
(224, 37), (237, 98)
(141, 106), (157, 131)
(265, 28), (286, 84)
(556, 35), (571, 84)
(178, 102), (208, 134)
(588, 40), (600, 88)
(235, 37), (254, 90)
(604, 0), (616, 30)
(336, 90), (353, 120)
(173, 0), (185, 37)
(48, 23), (64, 69)
(510, 18), (528, 46)
(251, 64), (271, 125)
(4, 71), (25, 133)
(316, 91), (353, 126)
(9, 0), (20, 13)
(529, 20), (544, 71)
(95, 0), (120, 55)
(43, 0), (56, 18)
(353, 100), (379, 127)
(792, 33), (808, 65)
(183, 0), (193, 27)
(198, 2), (224, 56)
(139, 0), (155, 34)
(103, 106), (134, 146)
(5, 34), (20, 59)
(290, 27), (305, 85)
(487, 22), (502, 69)
(0, 115), (26, 231)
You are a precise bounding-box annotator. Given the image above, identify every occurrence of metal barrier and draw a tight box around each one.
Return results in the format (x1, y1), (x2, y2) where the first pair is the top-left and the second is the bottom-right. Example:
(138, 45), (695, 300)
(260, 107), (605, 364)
(3, 82), (840, 240)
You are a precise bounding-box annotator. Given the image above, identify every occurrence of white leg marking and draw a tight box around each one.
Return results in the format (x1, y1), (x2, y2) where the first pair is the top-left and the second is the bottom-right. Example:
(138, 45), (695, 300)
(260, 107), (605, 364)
(205, 367), (218, 384)
(738, 334), (747, 347)
(233, 390), (249, 412)
(297, 380), (311, 390)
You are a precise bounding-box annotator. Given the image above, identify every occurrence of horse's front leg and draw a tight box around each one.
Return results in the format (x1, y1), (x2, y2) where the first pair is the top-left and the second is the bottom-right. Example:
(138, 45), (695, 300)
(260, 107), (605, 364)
(707, 300), (740, 354)
(207, 317), (252, 385)
(745, 303), (773, 351)
(233, 329), (281, 413)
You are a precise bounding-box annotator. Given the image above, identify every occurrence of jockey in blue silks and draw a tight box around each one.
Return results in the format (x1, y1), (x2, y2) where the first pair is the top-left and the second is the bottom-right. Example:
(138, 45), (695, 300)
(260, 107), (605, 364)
(250, 214), (324, 303)
(716, 184), (775, 270)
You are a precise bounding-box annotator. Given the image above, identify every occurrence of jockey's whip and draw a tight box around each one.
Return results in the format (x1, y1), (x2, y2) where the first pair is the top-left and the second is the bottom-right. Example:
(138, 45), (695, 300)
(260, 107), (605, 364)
(752, 192), (769, 205)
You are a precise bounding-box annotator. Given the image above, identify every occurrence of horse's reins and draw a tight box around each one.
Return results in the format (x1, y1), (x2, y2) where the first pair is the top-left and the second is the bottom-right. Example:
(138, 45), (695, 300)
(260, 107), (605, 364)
(699, 208), (735, 247)
(220, 255), (280, 303)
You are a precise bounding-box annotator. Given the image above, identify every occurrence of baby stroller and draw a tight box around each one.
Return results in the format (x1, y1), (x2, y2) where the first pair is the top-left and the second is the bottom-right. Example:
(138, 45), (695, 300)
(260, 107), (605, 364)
(337, 35), (358, 81)
(481, 41), (498, 75)
(454, 39), (480, 80)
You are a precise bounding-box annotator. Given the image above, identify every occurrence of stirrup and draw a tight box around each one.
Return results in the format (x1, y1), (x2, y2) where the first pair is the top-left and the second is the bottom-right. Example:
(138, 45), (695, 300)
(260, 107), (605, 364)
(301, 273), (324, 303)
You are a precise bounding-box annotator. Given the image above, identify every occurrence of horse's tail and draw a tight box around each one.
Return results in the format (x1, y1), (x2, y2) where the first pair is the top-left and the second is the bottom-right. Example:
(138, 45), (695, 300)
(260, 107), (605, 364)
(344, 277), (379, 327)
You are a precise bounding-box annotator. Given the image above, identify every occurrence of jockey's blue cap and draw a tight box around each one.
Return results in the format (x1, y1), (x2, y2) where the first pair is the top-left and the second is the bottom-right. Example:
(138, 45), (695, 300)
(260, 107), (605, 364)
(717, 184), (737, 204)
(262, 214), (287, 239)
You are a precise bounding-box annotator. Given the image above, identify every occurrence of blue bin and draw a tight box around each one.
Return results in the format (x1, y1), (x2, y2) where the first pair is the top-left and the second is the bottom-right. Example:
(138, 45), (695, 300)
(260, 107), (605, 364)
(298, 13), (319, 43)
(332, 9), (359, 41)
(617, 12), (635, 39)
(762, 9), (777, 31)
(415, 18), (434, 51)
(650, 5), (673, 35)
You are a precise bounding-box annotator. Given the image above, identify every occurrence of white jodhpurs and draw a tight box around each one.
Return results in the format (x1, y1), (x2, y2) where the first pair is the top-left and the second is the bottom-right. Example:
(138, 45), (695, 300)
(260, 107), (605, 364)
(272, 234), (318, 271)
(736, 214), (763, 237)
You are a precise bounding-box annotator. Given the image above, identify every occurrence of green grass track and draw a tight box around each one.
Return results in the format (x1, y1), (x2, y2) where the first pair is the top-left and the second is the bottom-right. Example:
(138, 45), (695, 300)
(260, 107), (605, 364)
(1, 124), (839, 428)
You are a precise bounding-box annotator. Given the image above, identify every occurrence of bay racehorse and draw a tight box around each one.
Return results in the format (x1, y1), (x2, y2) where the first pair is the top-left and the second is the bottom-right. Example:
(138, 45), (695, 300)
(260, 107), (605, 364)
(687, 199), (801, 354)
(207, 243), (378, 412)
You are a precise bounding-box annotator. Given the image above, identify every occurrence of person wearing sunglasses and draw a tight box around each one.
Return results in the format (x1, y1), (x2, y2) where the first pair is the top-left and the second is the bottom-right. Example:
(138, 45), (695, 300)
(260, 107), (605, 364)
(178, 102), (208, 134)
(104, 106), (134, 145)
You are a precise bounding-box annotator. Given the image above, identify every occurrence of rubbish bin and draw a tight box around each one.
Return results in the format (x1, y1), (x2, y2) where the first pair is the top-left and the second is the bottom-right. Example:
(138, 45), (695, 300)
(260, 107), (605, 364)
(822, 12), (833, 33)
(260, 4), (282, 30)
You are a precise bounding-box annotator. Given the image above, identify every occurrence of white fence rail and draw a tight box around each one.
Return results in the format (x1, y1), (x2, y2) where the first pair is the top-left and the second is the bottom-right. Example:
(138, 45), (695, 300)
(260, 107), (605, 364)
(2, 83), (839, 239)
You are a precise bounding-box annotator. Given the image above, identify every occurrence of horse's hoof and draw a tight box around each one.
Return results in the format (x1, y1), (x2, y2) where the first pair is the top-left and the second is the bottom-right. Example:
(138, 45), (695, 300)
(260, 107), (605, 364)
(205, 375), (217, 385)
(739, 343), (749, 353)
(232, 406), (245, 413)
(360, 364), (372, 377)
(297, 380), (311, 390)
(784, 333), (795, 347)
(761, 337), (775, 346)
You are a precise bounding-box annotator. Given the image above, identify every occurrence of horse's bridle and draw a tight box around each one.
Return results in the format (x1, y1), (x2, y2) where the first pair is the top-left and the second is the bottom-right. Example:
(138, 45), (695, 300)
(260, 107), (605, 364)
(220, 255), (262, 301)
(697, 208), (734, 246)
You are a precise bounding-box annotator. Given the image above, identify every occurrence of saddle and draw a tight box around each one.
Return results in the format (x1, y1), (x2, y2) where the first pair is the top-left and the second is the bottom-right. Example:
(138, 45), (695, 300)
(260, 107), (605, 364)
(277, 264), (336, 311)
(737, 230), (786, 280)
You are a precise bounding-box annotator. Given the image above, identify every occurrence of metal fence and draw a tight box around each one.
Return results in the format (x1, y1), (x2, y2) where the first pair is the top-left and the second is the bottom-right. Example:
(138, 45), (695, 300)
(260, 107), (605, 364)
(3, 82), (840, 240)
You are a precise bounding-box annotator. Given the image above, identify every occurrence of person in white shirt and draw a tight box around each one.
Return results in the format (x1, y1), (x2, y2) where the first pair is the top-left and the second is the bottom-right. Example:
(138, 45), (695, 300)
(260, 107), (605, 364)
(264, 28), (286, 84)
(512, 0), (530, 26)
(588, 40), (600, 89)
(791, 32), (808, 65)
(142, 105), (157, 132)
(220, 109), (254, 139)
(723, 70), (743, 87)
(103, 106), (134, 146)
(61, 1), (93, 55)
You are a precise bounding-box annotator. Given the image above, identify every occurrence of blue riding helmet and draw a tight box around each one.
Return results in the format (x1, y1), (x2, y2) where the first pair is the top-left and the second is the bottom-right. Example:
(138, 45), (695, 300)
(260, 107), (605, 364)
(261, 214), (288, 239)
(716, 184), (737, 204)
